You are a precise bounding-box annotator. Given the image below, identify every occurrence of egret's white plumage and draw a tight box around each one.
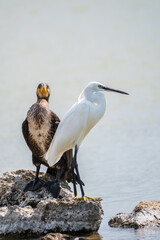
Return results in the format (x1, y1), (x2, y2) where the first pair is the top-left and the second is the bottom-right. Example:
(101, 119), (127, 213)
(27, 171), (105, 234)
(43, 81), (129, 200)
(44, 81), (129, 168)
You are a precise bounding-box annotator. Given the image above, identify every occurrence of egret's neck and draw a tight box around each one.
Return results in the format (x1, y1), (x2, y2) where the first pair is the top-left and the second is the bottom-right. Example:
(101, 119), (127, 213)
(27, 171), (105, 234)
(84, 87), (106, 114)
(84, 87), (94, 102)
(84, 87), (105, 103)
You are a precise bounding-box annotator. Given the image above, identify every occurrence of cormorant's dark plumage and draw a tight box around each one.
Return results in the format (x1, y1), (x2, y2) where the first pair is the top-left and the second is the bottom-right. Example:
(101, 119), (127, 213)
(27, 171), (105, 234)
(22, 83), (73, 196)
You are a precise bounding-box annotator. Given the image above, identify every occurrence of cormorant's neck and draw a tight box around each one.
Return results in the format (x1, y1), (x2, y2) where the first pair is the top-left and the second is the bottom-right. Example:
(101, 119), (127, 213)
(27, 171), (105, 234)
(37, 97), (49, 103)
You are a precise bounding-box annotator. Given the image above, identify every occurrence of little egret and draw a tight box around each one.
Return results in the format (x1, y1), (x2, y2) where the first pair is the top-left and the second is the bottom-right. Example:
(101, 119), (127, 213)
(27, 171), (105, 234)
(44, 82), (129, 200)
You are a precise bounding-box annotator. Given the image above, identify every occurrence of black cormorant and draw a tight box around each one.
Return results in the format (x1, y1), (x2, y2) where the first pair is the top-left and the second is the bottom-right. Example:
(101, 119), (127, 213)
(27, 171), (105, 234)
(22, 83), (73, 197)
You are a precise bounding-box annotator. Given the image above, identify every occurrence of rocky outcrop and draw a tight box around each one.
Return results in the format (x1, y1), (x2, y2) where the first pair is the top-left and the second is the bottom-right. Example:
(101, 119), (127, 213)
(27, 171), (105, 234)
(0, 170), (103, 237)
(109, 200), (160, 229)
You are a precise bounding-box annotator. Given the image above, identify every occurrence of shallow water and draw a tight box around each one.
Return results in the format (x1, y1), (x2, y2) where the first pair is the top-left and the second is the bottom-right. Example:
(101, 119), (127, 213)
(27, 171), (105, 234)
(0, 0), (160, 239)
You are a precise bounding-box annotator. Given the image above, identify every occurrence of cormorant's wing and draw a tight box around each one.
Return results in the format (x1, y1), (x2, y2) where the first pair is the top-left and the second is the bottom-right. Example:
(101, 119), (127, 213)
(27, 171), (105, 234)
(50, 111), (60, 132)
(22, 118), (40, 157)
(22, 118), (31, 150)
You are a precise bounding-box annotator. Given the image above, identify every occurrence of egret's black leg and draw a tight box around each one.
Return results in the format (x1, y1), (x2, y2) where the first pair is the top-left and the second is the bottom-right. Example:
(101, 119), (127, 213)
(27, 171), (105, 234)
(72, 146), (102, 201)
(71, 164), (77, 197)
(23, 165), (44, 192)
(75, 165), (85, 197)
(71, 145), (85, 198)
(44, 169), (63, 198)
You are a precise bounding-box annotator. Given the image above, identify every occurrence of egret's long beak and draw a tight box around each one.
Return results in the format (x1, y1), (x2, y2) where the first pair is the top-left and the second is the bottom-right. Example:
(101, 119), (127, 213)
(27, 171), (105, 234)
(102, 86), (129, 95)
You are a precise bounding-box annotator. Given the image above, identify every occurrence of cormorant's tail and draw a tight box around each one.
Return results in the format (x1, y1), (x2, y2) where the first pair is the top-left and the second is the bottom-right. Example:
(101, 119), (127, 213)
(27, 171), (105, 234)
(46, 148), (85, 185)
(44, 181), (61, 198)
(46, 167), (84, 186)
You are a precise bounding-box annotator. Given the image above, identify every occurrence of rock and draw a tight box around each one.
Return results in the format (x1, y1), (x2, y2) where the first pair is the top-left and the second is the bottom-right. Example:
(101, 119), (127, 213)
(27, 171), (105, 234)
(42, 232), (101, 240)
(41, 232), (97, 240)
(41, 233), (71, 240)
(0, 170), (103, 237)
(108, 200), (160, 229)
(41, 232), (87, 239)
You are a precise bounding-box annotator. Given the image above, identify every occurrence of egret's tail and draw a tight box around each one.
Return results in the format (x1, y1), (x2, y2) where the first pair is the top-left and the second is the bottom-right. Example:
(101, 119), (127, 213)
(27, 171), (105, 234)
(43, 135), (55, 161)
(43, 145), (63, 168)
(42, 136), (62, 167)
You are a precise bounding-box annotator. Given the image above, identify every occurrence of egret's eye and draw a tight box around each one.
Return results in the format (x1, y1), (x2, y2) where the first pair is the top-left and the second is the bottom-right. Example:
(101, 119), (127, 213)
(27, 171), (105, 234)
(98, 85), (103, 89)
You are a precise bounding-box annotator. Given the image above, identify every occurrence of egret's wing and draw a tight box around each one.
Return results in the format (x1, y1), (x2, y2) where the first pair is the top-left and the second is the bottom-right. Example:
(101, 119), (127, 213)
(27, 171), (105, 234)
(57, 100), (90, 145)
(45, 100), (90, 167)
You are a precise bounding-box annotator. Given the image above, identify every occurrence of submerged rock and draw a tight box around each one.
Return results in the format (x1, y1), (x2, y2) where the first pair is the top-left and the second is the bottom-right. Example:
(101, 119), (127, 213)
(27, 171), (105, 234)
(109, 200), (160, 229)
(42, 233), (71, 240)
(41, 232), (85, 240)
(41, 232), (101, 240)
(0, 170), (103, 237)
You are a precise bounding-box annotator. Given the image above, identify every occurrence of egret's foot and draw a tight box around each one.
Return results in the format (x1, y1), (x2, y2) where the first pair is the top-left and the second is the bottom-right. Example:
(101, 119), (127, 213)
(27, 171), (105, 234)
(84, 195), (102, 201)
(23, 178), (44, 192)
(75, 195), (102, 201)
(44, 181), (61, 198)
(75, 195), (87, 201)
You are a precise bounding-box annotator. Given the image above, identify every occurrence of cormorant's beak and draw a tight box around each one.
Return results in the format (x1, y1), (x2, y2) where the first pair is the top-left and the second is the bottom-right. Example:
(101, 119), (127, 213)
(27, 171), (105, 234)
(38, 87), (49, 96)
(102, 86), (129, 95)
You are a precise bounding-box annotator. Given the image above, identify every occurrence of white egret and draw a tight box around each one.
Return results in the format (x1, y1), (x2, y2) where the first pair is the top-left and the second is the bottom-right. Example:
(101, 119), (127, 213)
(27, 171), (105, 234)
(44, 82), (129, 200)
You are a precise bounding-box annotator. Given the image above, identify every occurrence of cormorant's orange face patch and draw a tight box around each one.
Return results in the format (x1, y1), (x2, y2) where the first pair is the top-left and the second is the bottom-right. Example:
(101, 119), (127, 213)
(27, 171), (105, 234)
(38, 86), (49, 97)
(38, 87), (48, 95)
(37, 83), (50, 99)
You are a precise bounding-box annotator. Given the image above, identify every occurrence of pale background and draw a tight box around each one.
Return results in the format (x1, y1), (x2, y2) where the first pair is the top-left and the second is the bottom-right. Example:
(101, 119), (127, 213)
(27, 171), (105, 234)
(0, 1), (160, 239)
